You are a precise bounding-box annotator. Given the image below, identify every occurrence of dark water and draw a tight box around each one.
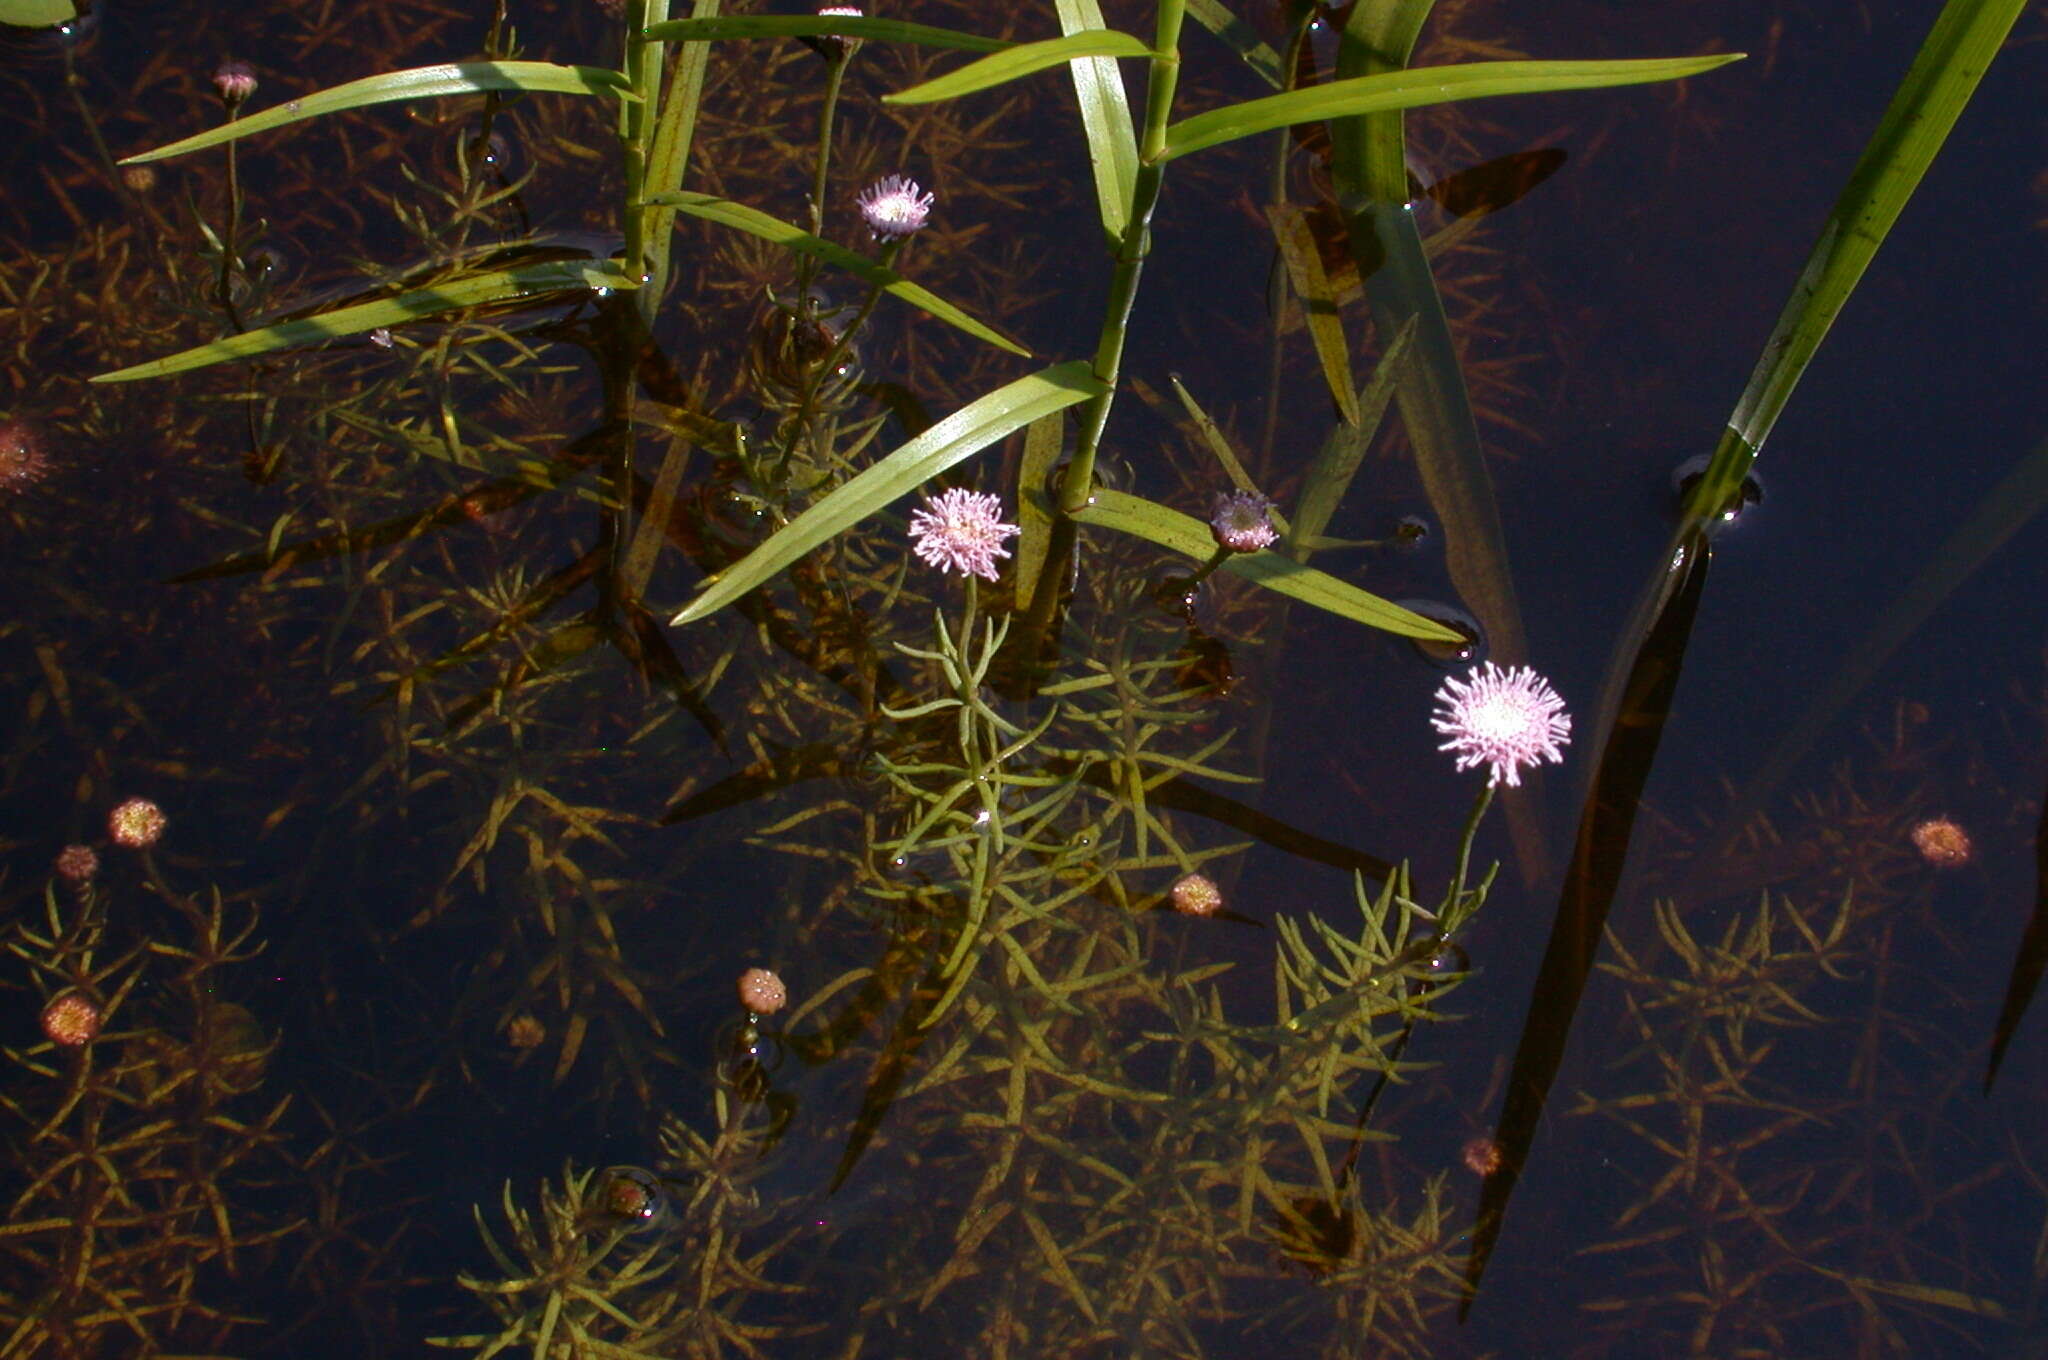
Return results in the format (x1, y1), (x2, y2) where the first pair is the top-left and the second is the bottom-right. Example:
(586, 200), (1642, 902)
(1, 0), (2043, 1354)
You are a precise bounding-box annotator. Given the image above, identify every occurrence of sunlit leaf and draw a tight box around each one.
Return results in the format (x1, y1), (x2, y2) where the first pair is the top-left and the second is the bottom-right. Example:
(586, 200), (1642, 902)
(671, 362), (1104, 626)
(886, 30), (1153, 106)
(91, 261), (631, 383)
(1159, 55), (1743, 162)
(120, 62), (634, 165)
(647, 192), (1029, 356)
(1054, 0), (1140, 239)
(643, 14), (1010, 51)
(0, 0), (75, 27)
(1072, 489), (1461, 641)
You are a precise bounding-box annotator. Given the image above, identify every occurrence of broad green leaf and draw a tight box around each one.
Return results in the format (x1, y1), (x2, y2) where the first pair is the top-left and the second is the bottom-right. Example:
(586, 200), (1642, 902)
(1073, 489), (1461, 641)
(644, 14), (1011, 51)
(91, 261), (630, 383)
(1, 0), (75, 27)
(1686, 0), (2027, 527)
(1054, 0), (1141, 239)
(670, 362), (1104, 626)
(1159, 55), (1743, 162)
(886, 30), (1153, 106)
(1184, 0), (1284, 89)
(1265, 204), (1358, 426)
(647, 192), (1029, 356)
(120, 62), (634, 165)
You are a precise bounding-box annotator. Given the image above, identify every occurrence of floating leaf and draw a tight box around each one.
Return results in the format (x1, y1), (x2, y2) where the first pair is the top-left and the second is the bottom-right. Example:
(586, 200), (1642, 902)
(1159, 55), (1743, 162)
(886, 30), (1153, 106)
(647, 192), (1028, 356)
(1073, 489), (1461, 641)
(643, 13), (1011, 51)
(670, 363), (1103, 626)
(120, 62), (634, 165)
(91, 261), (630, 383)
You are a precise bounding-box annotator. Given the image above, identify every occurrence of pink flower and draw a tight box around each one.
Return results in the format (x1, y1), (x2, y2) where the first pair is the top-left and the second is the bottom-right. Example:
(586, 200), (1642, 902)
(907, 488), (1019, 581)
(1430, 662), (1571, 788)
(857, 175), (933, 242)
(1209, 489), (1277, 553)
(108, 797), (167, 849)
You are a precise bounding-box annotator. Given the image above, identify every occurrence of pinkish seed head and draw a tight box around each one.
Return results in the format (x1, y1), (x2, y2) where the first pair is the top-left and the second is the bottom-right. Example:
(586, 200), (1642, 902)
(1910, 817), (1972, 868)
(108, 797), (167, 849)
(737, 967), (787, 1016)
(1169, 872), (1223, 917)
(41, 992), (102, 1047)
(1209, 490), (1277, 554)
(54, 844), (98, 885)
(0, 421), (48, 494)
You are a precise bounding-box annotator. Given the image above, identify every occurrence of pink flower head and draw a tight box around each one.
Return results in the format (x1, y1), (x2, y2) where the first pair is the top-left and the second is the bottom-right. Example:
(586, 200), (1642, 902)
(907, 488), (1019, 581)
(108, 797), (167, 849)
(212, 60), (258, 107)
(1430, 662), (1571, 788)
(805, 5), (865, 59)
(1209, 489), (1277, 553)
(857, 175), (933, 243)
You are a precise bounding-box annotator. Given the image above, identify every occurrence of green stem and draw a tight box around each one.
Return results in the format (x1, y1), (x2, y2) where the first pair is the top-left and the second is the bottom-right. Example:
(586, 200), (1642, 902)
(216, 124), (247, 331)
(621, 0), (672, 284)
(795, 54), (852, 307)
(1056, 0), (1187, 515)
(1443, 779), (1496, 931)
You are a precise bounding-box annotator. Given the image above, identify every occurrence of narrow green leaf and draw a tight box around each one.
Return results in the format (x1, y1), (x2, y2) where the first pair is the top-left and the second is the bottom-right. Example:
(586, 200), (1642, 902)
(1265, 203), (1359, 425)
(1160, 375), (1288, 536)
(1290, 316), (1414, 556)
(886, 30), (1153, 106)
(670, 362), (1104, 626)
(90, 262), (630, 383)
(1183, 0), (1284, 89)
(638, 0), (721, 319)
(1159, 55), (1743, 162)
(644, 14), (1011, 51)
(120, 62), (634, 165)
(1011, 411), (1066, 607)
(648, 192), (1029, 356)
(1696, 0), (2027, 519)
(1054, 0), (1141, 239)
(1073, 489), (1461, 641)
(1, 0), (75, 27)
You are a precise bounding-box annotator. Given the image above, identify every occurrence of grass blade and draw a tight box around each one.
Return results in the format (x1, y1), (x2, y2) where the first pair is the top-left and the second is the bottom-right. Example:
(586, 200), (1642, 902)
(1265, 203), (1359, 426)
(1, 0), (76, 26)
(1289, 316), (1414, 556)
(670, 362), (1103, 625)
(643, 14), (1011, 51)
(120, 62), (633, 164)
(886, 31), (1153, 106)
(648, 191), (1029, 356)
(1159, 55), (1742, 162)
(90, 261), (630, 383)
(1054, 0), (1141, 239)
(1072, 489), (1462, 641)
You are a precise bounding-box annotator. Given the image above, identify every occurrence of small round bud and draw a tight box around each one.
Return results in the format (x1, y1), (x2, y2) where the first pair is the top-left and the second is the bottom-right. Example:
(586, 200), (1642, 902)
(108, 798), (167, 849)
(803, 5), (865, 60)
(504, 1014), (546, 1049)
(0, 421), (49, 494)
(212, 61), (258, 108)
(1910, 817), (1972, 868)
(41, 992), (102, 1047)
(1169, 872), (1223, 917)
(121, 165), (159, 194)
(1209, 489), (1278, 554)
(1461, 1135), (1502, 1176)
(737, 967), (787, 1016)
(54, 844), (98, 885)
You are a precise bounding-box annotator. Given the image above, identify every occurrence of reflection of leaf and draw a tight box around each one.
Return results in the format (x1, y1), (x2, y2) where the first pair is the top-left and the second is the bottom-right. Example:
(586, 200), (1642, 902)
(1987, 779), (2048, 1091)
(1265, 204), (1359, 426)
(1463, 530), (1710, 1313)
(1420, 148), (1567, 218)
(1010, 411), (1065, 607)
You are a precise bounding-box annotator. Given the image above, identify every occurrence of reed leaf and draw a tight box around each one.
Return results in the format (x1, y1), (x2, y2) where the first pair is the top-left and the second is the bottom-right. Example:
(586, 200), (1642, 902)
(1010, 411), (1066, 606)
(670, 362), (1104, 626)
(642, 13), (1011, 51)
(1054, 0), (1141, 240)
(0, 0), (74, 26)
(118, 62), (634, 165)
(1072, 489), (1462, 641)
(647, 192), (1028, 356)
(1159, 55), (1743, 162)
(886, 31), (1153, 106)
(1265, 203), (1358, 426)
(90, 261), (632, 383)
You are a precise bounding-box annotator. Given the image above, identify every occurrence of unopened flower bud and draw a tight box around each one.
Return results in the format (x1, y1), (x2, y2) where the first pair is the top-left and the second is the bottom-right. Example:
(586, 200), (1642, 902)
(41, 992), (102, 1047)
(212, 60), (258, 108)
(1170, 872), (1223, 917)
(737, 967), (787, 1016)
(1209, 490), (1277, 554)
(802, 5), (865, 61)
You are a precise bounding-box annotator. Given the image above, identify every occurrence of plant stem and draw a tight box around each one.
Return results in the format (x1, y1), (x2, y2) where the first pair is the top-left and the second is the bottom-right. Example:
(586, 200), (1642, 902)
(795, 53), (852, 308)
(621, 0), (673, 284)
(777, 242), (897, 480)
(1056, 0), (1187, 515)
(1444, 779), (1496, 931)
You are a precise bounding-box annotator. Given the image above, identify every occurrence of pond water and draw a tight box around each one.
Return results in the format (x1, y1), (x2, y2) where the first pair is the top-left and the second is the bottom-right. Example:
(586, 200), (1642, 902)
(1, 0), (2043, 1355)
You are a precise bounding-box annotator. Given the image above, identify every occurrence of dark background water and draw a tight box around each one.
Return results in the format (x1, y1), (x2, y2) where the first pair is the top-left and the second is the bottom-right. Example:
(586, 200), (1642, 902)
(1, 0), (2043, 1354)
